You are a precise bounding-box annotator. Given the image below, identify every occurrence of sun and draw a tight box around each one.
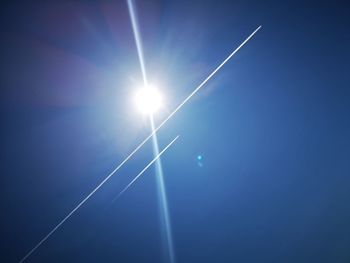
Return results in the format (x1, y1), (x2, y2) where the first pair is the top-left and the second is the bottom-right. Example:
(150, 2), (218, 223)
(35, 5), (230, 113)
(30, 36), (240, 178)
(134, 85), (163, 115)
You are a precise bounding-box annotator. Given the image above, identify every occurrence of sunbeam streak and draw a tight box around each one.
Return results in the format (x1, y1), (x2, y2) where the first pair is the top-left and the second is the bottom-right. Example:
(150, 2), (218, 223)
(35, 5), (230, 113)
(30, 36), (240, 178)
(127, 1), (176, 261)
(19, 26), (261, 263)
(127, 0), (148, 85)
(150, 116), (176, 263)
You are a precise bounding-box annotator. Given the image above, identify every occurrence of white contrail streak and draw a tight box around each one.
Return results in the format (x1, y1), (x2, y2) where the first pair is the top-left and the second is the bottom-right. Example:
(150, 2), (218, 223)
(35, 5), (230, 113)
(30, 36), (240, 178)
(114, 135), (179, 200)
(19, 158), (138, 263)
(19, 135), (179, 263)
(150, 26), (262, 135)
(127, 0), (148, 85)
(131, 26), (262, 149)
(19, 26), (261, 262)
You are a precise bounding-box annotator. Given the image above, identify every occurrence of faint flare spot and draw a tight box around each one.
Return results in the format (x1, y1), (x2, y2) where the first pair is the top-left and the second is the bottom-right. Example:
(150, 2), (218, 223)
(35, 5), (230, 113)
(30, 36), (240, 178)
(197, 155), (203, 167)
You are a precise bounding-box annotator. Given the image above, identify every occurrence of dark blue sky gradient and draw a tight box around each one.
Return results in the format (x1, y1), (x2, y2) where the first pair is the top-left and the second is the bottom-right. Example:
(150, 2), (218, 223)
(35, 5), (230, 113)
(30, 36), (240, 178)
(1, 1), (349, 262)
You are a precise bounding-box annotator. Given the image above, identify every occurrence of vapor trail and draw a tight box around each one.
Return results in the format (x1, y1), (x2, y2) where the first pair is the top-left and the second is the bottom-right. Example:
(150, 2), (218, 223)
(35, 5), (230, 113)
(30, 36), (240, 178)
(19, 26), (261, 262)
(135, 26), (262, 146)
(19, 156), (139, 263)
(19, 135), (179, 263)
(114, 135), (179, 199)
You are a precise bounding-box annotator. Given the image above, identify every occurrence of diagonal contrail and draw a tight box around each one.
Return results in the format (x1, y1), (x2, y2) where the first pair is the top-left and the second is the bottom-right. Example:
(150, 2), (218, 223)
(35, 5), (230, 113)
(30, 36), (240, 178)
(19, 136), (179, 263)
(19, 156), (140, 263)
(114, 135), (179, 200)
(19, 26), (261, 262)
(151, 25), (262, 135)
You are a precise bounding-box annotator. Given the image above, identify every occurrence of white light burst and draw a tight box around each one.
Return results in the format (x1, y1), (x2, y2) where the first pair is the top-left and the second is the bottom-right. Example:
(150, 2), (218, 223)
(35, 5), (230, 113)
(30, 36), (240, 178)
(135, 86), (162, 115)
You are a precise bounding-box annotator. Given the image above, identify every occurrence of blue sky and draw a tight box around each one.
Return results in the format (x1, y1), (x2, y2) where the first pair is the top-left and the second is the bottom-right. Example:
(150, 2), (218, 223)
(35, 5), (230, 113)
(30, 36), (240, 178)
(0, 1), (349, 262)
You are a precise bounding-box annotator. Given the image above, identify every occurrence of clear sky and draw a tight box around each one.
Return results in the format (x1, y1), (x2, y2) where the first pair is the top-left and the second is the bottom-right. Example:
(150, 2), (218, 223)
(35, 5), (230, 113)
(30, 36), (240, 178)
(0, 1), (349, 262)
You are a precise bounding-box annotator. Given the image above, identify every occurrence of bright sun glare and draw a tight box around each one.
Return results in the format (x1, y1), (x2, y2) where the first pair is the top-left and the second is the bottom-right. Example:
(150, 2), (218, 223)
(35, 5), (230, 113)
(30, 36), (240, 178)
(135, 85), (162, 115)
